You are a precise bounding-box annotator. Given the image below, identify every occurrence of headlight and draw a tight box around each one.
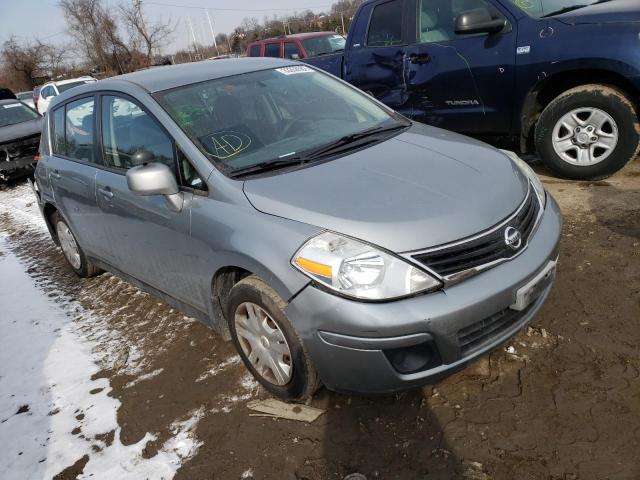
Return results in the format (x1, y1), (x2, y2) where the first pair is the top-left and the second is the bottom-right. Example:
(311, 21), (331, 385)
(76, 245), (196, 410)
(292, 232), (441, 300)
(501, 150), (546, 208)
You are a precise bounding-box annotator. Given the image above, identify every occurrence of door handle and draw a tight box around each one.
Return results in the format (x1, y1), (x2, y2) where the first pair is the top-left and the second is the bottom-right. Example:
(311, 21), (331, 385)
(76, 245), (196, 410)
(98, 187), (114, 200)
(50, 170), (61, 180)
(409, 53), (431, 65)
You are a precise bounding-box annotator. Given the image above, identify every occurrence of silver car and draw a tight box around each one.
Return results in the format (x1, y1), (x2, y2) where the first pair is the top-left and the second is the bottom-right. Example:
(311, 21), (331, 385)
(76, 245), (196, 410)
(33, 59), (561, 400)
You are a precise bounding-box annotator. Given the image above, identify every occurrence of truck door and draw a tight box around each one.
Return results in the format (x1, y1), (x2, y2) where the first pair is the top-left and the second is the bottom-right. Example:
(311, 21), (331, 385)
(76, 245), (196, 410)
(344, 0), (413, 112)
(404, 0), (516, 133)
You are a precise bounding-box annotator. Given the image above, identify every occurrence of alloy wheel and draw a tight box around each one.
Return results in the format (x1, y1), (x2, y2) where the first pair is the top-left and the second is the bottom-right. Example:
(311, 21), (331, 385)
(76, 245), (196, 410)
(552, 107), (618, 166)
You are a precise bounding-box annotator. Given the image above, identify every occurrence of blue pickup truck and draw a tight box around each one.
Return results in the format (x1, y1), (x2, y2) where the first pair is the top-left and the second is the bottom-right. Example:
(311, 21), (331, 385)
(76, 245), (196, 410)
(305, 0), (640, 180)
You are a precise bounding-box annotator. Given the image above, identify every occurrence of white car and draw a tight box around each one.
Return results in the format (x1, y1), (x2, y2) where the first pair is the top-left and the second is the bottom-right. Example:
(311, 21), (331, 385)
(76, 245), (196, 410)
(36, 77), (97, 114)
(15, 92), (36, 110)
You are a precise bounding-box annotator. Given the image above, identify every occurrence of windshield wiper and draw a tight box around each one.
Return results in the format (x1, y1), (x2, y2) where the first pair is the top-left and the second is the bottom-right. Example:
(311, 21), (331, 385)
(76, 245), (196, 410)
(228, 123), (408, 179)
(229, 157), (311, 178)
(541, 0), (610, 17)
(300, 123), (409, 160)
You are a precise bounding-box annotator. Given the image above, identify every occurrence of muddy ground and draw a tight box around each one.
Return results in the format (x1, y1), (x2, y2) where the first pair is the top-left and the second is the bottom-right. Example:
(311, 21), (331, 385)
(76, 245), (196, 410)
(1, 158), (639, 480)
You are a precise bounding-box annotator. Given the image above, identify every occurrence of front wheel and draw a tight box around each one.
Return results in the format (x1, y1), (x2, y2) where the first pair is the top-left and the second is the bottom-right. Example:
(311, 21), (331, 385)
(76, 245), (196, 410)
(535, 85), (639, 180)
(227, 275), (319, 401)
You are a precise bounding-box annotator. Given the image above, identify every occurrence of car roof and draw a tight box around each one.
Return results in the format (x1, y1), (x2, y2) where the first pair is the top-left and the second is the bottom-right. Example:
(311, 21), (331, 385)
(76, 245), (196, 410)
(251, 31), (340, 44)
(110, 57), (297, 93)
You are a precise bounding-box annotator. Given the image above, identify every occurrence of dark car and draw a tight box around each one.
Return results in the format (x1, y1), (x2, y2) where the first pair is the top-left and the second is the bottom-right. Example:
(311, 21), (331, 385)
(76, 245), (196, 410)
(246, 32), (346, 60)
(0, 88), (17, 101)
(306, 0), (640, 180)
(0, 99), (42, 182)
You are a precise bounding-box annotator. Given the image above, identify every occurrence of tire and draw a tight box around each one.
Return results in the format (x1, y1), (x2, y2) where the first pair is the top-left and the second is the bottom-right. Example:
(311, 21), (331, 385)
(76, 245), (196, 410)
(51, 211), (102, 278)
(535, 84), (640, 180)
(227, 275), (319, 401)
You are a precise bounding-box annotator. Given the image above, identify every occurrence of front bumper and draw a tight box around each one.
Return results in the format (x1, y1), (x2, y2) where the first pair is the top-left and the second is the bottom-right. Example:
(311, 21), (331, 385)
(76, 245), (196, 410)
(0, 156), (36, 178)
(286, 195), (562, 394)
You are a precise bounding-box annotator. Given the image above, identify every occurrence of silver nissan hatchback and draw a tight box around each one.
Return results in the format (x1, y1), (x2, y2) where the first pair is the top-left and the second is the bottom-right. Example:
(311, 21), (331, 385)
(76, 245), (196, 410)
(33, 59), (561, 400)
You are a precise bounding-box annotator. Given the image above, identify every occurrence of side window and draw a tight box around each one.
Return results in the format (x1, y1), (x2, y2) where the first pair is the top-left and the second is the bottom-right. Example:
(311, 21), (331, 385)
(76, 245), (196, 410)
(52, 107), (66, 156)
(419, 0), (499, 43)
(101, 95), (175, 172)
(264, 43), (281, 58)
(367, 0), (404, 47)
(249, 44), (261, 57)
(284, 42), (300, 59)
(65, 97), (95, 162)
(41, 86), (53, 99)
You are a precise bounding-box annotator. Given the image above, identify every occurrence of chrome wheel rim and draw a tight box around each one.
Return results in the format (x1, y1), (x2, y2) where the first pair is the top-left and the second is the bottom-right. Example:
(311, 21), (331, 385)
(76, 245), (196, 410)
(234, 302), (292, 386)
(552, 107), (618, 166)
(56, 221), (81, 270)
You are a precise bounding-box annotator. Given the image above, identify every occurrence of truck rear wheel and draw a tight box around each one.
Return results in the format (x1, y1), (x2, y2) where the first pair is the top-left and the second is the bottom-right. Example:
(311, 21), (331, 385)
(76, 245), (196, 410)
(535, 85), (639, 180)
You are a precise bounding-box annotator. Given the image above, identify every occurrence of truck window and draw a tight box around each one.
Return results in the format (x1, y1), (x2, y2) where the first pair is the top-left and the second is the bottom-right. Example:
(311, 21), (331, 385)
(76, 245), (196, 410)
(264, 43), (281, 58)
(284, 42), (301, 59)
(249, 44), (261, 57)
(367, 0), (404, 47)
(419, 0), (496, 43)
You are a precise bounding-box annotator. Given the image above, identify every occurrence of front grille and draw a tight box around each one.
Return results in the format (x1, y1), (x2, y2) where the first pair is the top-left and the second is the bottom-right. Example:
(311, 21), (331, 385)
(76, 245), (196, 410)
(457, 302), (535, 356)
(1, 134), (40, 163)
(412, 186), (540, 279)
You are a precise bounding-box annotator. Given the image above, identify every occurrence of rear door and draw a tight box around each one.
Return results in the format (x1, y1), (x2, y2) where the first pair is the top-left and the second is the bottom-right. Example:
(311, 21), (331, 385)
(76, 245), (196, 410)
(404, 0), (517, 133)
(48, 96), (103, 256)
(344, 0), (413, 112)
(94, 93), (207, 308)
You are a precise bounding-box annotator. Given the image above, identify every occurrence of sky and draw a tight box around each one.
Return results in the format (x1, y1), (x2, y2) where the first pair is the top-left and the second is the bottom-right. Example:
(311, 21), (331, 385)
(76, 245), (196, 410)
(0, 0), (333, 59)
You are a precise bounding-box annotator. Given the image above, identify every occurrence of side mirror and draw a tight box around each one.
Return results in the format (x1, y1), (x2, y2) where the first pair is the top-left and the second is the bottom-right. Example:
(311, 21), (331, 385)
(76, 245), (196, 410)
(455, 8), (506, 35)
(126, 162), (184, 212)
(290, 53), (300, 60)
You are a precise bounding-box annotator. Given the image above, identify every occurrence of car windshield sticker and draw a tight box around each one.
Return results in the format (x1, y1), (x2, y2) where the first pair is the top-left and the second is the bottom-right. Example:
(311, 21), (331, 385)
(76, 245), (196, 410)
(275, 66), (314, 75)
(200, 126), (262, 161)
(2, 103), (22, 109)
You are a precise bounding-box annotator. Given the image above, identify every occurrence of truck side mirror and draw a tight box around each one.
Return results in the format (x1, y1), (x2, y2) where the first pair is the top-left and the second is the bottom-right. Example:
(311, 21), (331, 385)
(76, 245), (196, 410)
(455, 8), (506, 35)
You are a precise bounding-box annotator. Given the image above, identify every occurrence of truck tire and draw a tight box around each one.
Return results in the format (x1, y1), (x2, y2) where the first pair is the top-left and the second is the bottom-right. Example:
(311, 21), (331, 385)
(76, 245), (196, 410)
(535, 85), (639, 180)
(227, 275), (319, 402)
(52, 211), (102, 278)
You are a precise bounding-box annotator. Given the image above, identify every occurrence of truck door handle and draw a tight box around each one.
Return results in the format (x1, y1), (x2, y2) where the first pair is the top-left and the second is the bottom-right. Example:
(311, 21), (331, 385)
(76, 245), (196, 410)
(51, 170), (61, 180)
(98, 187), (114, 200)
(409, 53), (431, 65)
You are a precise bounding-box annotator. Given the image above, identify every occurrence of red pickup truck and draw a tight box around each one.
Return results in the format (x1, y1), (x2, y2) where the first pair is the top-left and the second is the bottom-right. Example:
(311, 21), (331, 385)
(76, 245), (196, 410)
(246, 32), (345, 60)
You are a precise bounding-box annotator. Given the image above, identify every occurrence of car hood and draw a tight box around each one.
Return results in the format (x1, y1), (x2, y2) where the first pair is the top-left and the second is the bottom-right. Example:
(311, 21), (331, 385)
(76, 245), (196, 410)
(243, 124), (529, 253)
(0, 118), (42, 144)
(554, 0), (640, 25)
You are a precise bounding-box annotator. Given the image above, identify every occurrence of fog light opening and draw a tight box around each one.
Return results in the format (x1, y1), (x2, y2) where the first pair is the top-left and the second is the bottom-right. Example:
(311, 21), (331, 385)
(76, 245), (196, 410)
(384, 342), (441, 374)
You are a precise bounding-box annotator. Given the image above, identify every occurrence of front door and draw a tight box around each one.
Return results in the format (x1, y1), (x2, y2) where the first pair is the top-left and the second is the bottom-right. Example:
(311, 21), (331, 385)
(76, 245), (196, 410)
(345, 0), (413, 112)
(405, 0), (517, 133)
(94, 94), (204, 309)
(47, 96), (103, 256)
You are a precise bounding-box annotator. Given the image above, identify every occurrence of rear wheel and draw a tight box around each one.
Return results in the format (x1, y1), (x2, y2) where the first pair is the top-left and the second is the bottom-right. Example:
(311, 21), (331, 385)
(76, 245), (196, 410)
(227, 275), (319, 401)
(535, 85), (640, 180)
(52, 211), (101, 278)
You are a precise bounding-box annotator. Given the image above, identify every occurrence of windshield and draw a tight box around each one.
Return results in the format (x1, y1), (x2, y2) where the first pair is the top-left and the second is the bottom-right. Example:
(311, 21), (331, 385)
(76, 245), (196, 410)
(507, 0), (600, 17)
(301, 35), (346, 57)
(0, 102), (39, 127)
(16, 92), (32, 100)
(57, 80), (92, 93)
(156, 66), (399, 175)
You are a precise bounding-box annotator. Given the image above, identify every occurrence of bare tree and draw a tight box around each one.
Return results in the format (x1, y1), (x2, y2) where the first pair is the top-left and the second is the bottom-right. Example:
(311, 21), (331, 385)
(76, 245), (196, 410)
(59, 0), (132, 74)
(119, 0), (174, 66)
(1, 37), (50, 89)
